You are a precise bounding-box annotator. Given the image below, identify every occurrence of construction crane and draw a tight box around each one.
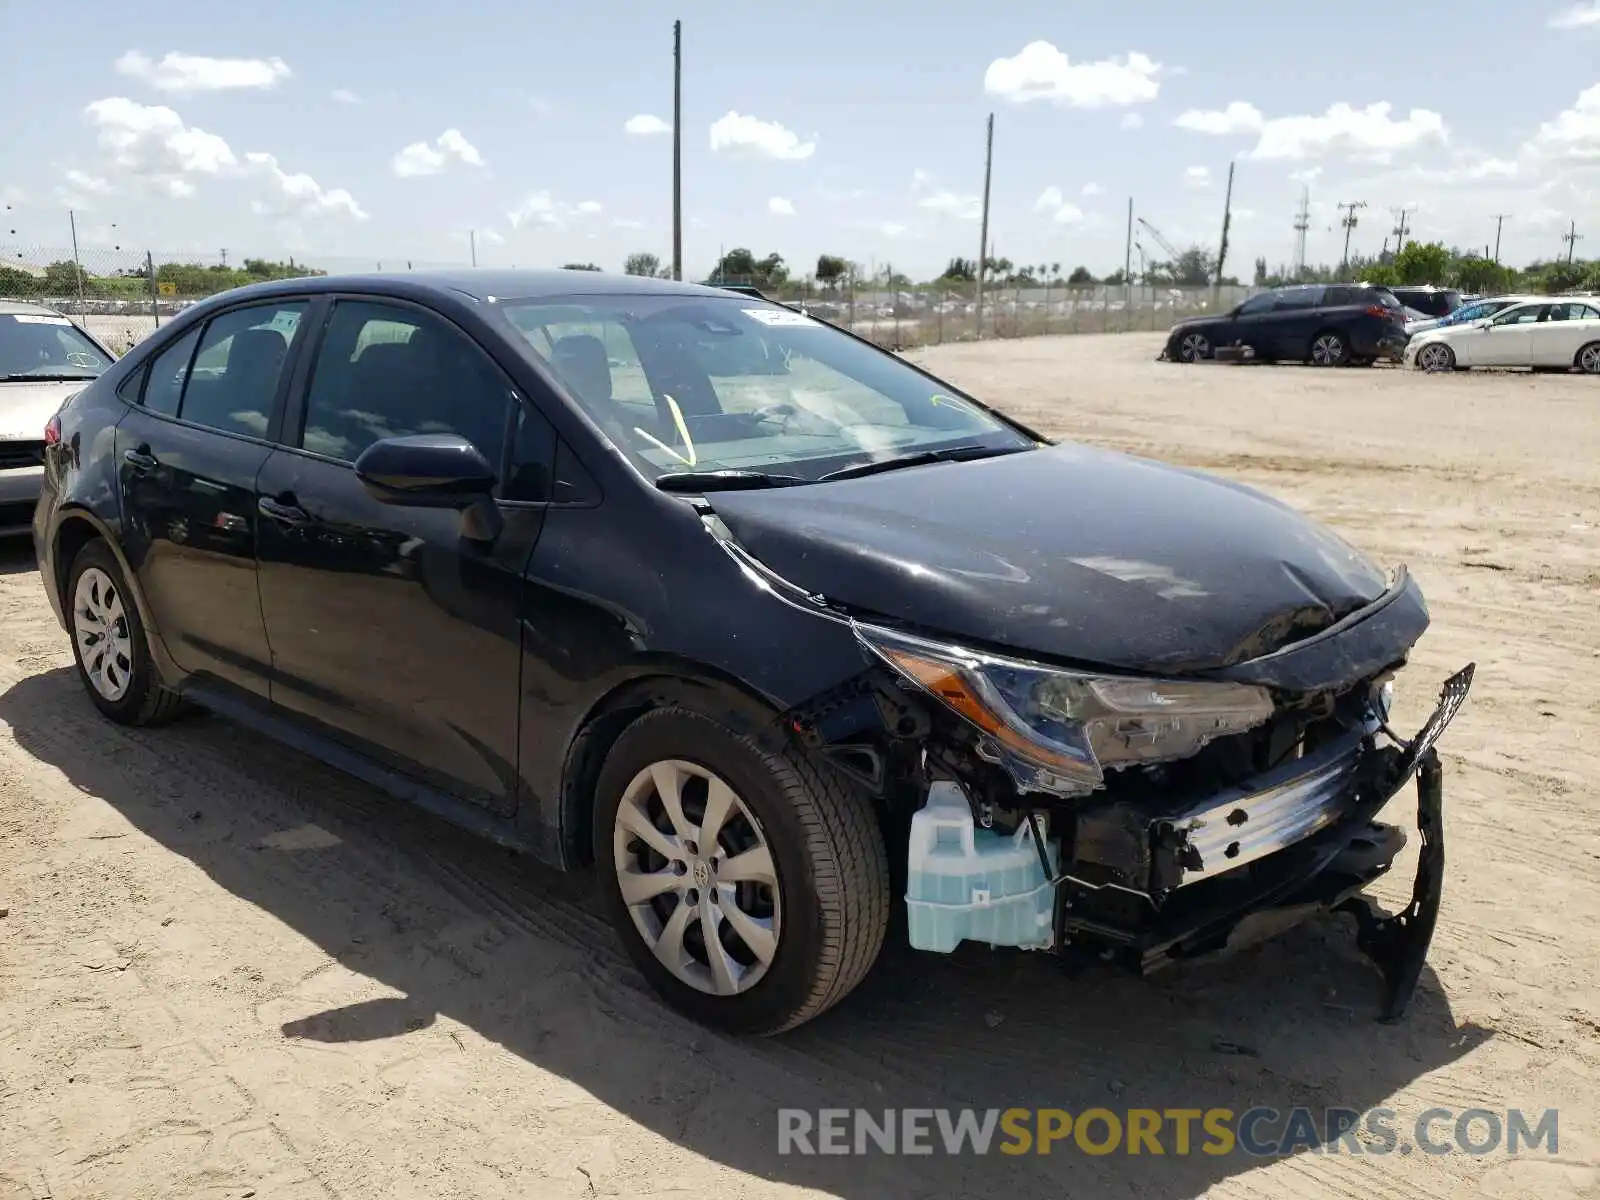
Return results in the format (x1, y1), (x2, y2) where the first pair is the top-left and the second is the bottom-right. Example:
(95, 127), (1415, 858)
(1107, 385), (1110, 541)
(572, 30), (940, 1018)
(1136, 217), (1182, 264)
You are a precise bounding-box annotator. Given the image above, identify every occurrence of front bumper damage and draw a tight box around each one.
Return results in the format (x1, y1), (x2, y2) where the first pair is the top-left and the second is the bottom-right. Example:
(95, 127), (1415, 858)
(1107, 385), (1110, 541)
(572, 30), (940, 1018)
(1045, 664), (1472, 1021)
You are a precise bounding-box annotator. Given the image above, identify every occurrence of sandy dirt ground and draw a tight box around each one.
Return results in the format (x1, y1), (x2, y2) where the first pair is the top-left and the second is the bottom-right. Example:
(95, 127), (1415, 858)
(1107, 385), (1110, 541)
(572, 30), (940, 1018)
(1, 333), (1597, 1199)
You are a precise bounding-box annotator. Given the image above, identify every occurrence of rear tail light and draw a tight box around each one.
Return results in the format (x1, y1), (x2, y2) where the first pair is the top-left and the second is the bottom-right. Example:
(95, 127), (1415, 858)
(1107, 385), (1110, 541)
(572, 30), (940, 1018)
(44, 415), (61, 446)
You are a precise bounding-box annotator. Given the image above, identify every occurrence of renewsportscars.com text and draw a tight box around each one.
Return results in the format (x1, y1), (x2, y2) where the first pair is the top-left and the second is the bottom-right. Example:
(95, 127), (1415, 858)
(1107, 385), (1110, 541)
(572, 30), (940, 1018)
(777, 1106), (1559, 1158)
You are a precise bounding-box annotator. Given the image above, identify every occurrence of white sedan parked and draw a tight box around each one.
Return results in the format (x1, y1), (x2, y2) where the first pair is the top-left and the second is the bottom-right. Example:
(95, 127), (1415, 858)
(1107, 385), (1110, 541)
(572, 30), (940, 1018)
(1405, 298), (1600, 373)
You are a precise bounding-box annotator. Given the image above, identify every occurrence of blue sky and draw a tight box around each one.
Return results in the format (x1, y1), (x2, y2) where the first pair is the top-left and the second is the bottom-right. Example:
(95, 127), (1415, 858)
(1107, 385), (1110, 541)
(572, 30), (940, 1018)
(3, 0), (1598, 281)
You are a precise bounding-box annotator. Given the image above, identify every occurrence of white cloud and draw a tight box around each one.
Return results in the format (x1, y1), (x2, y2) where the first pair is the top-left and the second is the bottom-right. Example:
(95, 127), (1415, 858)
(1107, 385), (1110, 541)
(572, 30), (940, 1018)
(917, 190), (981, 220)
(391, 128), (484, 177)
(1051, 203), (1084, 225)
(1121, 112), (1144, 130)
(611, 216), (646, 229)
(709, 111), (815, 159)
(506, 192), (605, 231)
(768, 196), (796, 216)
(1184, 165), (1212, 187)
(984, 42), (1161, 107)
(1081, 182), (1104, 196)
(244, 152), (367, 220)
(1530, 83), (1600, 160)
(331, 88), (361, 105)
(1033, 186), (1065, 212)
(62, 169), (113, 195)
(911, 168), (931, 188)
(84, 96), (236, 196)
(1289, 166), (1323, 183)
(115, 50), (290, 93)
(1549, 2), (1600, 27)
(624, 113), (671, 136)
(1248, 102), (1448, 162)
(1174, 101), (1265, 135)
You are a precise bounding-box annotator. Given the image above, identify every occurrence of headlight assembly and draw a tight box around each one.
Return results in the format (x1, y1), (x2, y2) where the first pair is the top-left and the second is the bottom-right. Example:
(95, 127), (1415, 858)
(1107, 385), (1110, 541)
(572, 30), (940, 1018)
(856, 623), (1275, 798)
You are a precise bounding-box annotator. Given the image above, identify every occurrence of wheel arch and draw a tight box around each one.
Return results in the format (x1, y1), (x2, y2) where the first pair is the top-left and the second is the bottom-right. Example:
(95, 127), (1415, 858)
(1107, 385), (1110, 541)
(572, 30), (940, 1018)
(1575, 339), (1600, 371)
(555, 663), (795, 870)
(51, 508), (158, 640)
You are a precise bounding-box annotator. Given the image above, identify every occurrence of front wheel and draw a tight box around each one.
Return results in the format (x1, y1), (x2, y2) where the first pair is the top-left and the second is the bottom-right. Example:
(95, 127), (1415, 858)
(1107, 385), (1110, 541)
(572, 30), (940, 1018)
(1415, 343), (1456, 373)
(1578, 341), (1600, 375)
(1177, 332), (1210, 362)
(1309, 331), (1349, 366)
(594, 705), (890, 1035)
(66, 539), (186, 726)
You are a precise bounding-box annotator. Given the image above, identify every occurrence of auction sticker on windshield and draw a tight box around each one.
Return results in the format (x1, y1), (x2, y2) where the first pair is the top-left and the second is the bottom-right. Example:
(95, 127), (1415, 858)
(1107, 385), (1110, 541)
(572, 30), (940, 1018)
(743, 308), (818, 327)
(12, 315), (72, 326)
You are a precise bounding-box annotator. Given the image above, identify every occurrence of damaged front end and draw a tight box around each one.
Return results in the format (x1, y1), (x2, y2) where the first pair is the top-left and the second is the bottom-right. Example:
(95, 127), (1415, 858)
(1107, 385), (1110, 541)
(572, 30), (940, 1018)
(784, 587), (1473, 1023)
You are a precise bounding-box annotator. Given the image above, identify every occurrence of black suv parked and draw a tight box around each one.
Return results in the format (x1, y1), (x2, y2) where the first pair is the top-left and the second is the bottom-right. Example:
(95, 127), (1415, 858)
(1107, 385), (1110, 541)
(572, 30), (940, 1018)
(1161, 283), (1408, 365)
(1391, 286), (1463, 320)
(33, 270), (1472, 1035)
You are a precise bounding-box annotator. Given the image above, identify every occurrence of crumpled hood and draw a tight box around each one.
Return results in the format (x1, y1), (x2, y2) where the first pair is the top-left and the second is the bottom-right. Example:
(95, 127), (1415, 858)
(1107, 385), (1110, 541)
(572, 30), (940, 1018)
(0, 381), (86, 442)
(707, 442), (1392, 674)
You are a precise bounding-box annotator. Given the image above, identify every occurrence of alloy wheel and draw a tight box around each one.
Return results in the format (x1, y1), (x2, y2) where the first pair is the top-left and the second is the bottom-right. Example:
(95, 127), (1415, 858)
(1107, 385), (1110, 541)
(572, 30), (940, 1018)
(1418, 344), (1454, 373)
(1311, 334), (1347, 366)
(612, 759), (781, 996)
(1179, 333), (1209, 362)
(1579, 343), (1600, 375)
(72, 566), (133, 703)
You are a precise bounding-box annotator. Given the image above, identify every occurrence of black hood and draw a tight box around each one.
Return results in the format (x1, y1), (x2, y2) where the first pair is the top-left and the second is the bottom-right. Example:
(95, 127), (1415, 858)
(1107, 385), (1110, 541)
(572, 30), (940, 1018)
(707, 442), (1394, 675)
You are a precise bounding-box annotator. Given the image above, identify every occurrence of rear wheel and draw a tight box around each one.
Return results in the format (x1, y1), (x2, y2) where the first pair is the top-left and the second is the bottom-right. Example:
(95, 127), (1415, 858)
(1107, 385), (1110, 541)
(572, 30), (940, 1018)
(1577, 342), (1600, 375)
(1178, 332), (1210, 362)
(594, 705), (889, 1035)
(1309, 331), (1348, 366)
(66, 540), (186, 726)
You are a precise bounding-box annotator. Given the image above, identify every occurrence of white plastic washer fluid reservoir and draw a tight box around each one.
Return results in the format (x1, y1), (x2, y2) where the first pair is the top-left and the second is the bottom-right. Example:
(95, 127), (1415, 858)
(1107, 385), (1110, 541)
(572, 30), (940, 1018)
(904, 781), (1057, 953)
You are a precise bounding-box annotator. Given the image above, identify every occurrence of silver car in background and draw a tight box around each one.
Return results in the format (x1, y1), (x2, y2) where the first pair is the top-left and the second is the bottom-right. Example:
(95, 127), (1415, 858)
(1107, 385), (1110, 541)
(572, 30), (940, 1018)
(1, 301), (117, 536)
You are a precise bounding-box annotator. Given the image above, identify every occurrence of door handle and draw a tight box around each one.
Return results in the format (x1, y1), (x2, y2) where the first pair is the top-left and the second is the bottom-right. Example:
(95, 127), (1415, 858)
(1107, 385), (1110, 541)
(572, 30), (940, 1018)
(258, 496), (310, 526)
(123, 447), (158, 472)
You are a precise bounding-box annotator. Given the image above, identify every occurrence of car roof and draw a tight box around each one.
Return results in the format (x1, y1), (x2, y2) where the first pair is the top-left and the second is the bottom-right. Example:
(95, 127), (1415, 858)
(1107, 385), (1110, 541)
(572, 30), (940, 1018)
(0, 299), (68, 317)
(205, 268), (740, 306)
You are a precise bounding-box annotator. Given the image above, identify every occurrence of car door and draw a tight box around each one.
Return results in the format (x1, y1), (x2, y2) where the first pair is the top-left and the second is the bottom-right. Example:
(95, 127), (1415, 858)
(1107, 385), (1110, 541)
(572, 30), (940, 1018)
(1265, 286), (1325, 358)
(1532, 301), (1600, 367)
(254, 296), (558, 815)
(1475, 303), (1545, 366)
(114, 298), (312, 698)
(1226, 291), (1280, 352)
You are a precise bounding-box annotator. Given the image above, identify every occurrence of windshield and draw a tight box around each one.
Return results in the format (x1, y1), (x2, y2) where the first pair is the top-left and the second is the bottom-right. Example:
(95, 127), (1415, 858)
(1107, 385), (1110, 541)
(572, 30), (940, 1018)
(498, 295), (1033, 482)
(0, 312), (113, 380)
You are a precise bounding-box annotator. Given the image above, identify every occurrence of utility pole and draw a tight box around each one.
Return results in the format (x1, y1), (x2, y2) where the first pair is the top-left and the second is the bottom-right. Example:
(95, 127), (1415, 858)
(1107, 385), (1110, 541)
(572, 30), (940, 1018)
(1337, 200), (1367, 273)
(1123, 196), (1133, 306)
(1389, 206), (1414, 255)
(67, 209), (84, 303)
(470, 230), (477, 268)
(1214, 161), (1235, 299)
(671, 19), (683, 282)
(1292, 186), (1310, 281)
(1562, 220), (1582, 264)
(1490, 214), (1511, 263)
(974, 112), (994, 339)
(220, 248), (228, 268)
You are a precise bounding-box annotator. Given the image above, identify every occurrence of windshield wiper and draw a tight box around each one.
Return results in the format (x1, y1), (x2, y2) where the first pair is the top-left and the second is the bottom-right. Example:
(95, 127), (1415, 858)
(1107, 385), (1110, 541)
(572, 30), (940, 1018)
(0, 373), (97, 382)
(655, 469), (809, 493)
(818, 443), (1028, 482)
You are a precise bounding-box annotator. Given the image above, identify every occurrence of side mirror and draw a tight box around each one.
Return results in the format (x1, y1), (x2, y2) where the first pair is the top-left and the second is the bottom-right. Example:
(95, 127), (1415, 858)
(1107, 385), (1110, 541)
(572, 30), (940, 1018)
(354, 434), (496, 509)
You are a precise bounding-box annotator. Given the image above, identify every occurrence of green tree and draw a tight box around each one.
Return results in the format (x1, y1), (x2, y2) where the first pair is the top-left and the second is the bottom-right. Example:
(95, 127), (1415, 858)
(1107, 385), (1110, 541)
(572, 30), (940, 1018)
(939, 257), (977, 282)
(43, 260), (90, 293)
(562, 262), (602, 271)
(623, 252), (661, 277)
(1452, 255), (1512, 295)
(710, 248), (787, 287)
(1066, 265), (1096, 286)
(1357, 261), (1400, 287)
(815, 254), (848, 287)
(1103, 269), (1128, 286)
(1392, 240), (1451, 285)
(1254, 256), (1269, 286)
(0, 265), (39, 297)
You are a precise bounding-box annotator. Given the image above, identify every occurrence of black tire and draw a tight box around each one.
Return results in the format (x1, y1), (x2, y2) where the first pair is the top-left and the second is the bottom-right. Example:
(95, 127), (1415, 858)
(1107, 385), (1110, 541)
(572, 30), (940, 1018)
(1414, 343), (1456, 373)
(65, 539), (187, 727)
(1176, 331), (1210, 363)
(1309, 330), (1348, 366)
(593, 705), (889, 1035)
(1577, 341), (1600, 375)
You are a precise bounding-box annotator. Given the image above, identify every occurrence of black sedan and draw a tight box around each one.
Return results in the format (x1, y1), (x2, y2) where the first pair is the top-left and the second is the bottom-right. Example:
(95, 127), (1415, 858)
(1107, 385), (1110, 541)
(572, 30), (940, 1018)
(1161, 283), (1409, 365)
(33, 269), (1471, 1034)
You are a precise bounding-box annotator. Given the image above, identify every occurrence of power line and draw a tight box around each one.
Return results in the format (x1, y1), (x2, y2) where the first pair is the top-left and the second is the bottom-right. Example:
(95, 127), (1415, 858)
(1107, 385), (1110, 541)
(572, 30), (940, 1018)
(1389, 206), (1415, 251)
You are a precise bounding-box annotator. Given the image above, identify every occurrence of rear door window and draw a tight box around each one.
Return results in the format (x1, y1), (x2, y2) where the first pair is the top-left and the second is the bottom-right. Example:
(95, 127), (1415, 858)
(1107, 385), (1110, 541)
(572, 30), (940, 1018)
(182, 303), (308, 438)
(1273, 288), (1323, 310)
(141, 327), (203, 417)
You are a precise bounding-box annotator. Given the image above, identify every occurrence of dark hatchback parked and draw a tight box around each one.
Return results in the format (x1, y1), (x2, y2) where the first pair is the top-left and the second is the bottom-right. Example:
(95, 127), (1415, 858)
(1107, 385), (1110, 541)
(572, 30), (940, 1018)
(34, 270), (1473, 1034)
(1161, 283), (1408, 365)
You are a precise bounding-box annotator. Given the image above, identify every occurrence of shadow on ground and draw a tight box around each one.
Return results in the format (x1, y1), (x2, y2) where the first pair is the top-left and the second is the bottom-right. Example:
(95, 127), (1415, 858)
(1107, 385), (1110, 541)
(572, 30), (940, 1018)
(0, 541), (38, 577)
(0, 667), (1493, 1199)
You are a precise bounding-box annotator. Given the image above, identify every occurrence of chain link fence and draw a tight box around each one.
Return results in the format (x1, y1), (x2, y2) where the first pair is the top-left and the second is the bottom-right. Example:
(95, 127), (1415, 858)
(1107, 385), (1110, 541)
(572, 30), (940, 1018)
(0, 244), (1261, 355)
